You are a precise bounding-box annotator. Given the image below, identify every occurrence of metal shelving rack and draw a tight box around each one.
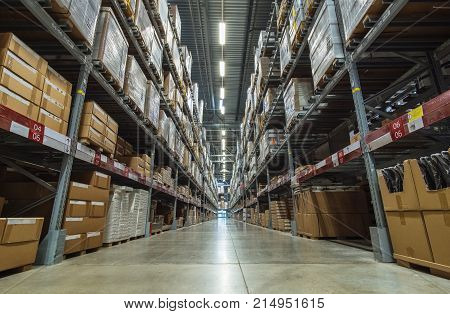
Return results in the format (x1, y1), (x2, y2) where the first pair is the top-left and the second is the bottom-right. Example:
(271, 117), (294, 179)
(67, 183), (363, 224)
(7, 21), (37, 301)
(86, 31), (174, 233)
(230, 0), (450, 262)
(0, 0), (217, 265)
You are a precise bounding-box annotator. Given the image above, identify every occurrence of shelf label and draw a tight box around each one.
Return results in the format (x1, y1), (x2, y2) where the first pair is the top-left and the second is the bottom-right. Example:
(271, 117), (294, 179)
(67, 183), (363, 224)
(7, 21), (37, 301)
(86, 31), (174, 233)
(408, 105), (424, 123)
(315, 160), (326, 170)
(407, 117), (424, 134)
(389, 117), (407, 141)
(101, 154), (108, 163)
(10, 121), (29, 138)
(28, 121), (44, 144)
(331, 153), (339, 167)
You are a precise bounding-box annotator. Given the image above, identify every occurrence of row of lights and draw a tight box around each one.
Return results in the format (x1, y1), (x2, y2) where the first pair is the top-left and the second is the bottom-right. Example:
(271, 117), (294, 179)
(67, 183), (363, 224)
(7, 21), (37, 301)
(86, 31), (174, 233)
(219, 2), (226, 182)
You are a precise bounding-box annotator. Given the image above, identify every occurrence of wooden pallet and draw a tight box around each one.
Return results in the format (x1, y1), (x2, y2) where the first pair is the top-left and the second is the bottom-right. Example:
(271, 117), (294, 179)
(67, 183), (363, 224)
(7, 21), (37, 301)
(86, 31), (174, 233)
(130, 235), (145, 241)
(149, 61), (163, 84)
(395, 254), (450, 280)
(79, 138), (114, 158)
(53, 16), (93, 54)
(122, 96), (145, 119)
(315, 58), (346, 92)
(63, 247), (100, 260)
(144, 119), (159, 134)
(0, 264), (33, 278)
(103, 238), (129, 247)
(93, 60), (124, 93)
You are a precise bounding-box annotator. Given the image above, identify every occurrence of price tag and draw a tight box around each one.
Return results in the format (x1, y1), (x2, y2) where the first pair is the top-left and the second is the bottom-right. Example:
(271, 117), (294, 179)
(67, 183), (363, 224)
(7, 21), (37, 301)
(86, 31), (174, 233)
(389, 117), (407, 141)
(93, 152), (101, 165)
(28, 121), (44, 144)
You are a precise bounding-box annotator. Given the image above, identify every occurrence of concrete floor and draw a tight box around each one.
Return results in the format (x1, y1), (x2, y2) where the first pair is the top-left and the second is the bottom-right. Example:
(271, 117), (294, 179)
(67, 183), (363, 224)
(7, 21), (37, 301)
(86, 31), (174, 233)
(1, 219), (449, 293)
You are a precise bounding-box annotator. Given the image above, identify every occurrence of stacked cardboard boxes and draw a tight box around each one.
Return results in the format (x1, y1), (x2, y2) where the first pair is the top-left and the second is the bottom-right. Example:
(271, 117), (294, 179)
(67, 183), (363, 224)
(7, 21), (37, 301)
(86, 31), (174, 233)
(0, 33), (73, 135)
(295, 187), (370, 238)
(62, 172), (111, 254)
(379, 154), (450, 271)
(117, 155), (148, 177)
(115, 136), (134, 158)
(0, 218), (44, 272)
(270, 200), (291, 232)
(79, 101), (118, 155)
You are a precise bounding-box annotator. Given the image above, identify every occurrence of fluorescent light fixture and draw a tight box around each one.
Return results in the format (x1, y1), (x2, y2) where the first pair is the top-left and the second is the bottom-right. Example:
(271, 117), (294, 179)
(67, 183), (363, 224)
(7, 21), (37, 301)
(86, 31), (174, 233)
(220, 87), (225, 99)
(222, 130), (226, 136)
(219, 22), (226, 45)
(219, 61), (225, 77)
(220, 105), (225, 115)
(222, 139), (226, 150)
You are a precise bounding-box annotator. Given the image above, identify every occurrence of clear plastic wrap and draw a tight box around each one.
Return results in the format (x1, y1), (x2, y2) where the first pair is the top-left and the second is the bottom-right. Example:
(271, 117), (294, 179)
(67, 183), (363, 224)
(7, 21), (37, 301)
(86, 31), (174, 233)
(124, 55), (147, 113)
(166, 17), (174, 51)
(338, 0), (377, 42)
(280, 26), (292, 74)
(68, 0), (101, 47)
(158, 0), (169, 36)
(150, 31), (163, 79)
(168, 120), (176, 151)
(145, 81), (160, 129)
(172, 40), (182, 78)
(158, 109), (168, 140)
(93, 7), (129, 89)
(308, 0), (345, 88)
(198, 99), (204, 123)
(283, 78), (313, 127)
(134, 0), (153, 52)
(169, 4), (182, 40)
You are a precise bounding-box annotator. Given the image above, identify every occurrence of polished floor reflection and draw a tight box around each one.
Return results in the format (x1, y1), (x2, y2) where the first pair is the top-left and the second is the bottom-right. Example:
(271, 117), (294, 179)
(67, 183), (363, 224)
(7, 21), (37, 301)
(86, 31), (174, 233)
(1, 219), (449, 293)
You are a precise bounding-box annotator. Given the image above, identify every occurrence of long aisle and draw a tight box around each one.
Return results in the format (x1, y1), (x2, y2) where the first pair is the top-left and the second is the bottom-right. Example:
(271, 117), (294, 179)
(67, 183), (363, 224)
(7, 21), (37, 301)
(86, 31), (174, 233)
(0, 220), (449, 294)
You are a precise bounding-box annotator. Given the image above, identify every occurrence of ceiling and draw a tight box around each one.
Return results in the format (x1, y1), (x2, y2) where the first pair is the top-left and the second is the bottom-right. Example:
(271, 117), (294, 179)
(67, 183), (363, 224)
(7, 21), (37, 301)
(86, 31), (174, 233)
(170, 0), (273, 182)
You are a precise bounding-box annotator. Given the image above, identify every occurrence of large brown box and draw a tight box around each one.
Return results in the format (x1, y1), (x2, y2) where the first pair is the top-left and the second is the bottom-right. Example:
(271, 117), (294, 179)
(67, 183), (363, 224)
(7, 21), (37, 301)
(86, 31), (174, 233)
(105, 127), (117, 144)
(37, 107), (68, 135)
(63, 217), (106, 235)
(0, 218), (44, 244)
(67, 182), (110, 202)
(0, 241), (39, 272)
(89, 201), (107, 218)
(104, 138), (116, 155)
(0, 85), (40, 120)
(302, 213), (369, 238)
(107, 115), (118, 134)
(86, 231), (103, 250)
(423, 211), (450, 266)
(79, 125), (105, 148)
(74, 171), (111, 190)
(118, 156), (145, 170)
(81, 113), (106, 135)
(0, 66), (42, 106)
(378, 160), (420, 211)
(0, 49), (45, 90)
(41, 66), (72, 121)
(83, 101), (108, 124)
(386, 211), (433, 262)
(0, 33), (48, 75)
(66, 200), (89, 217)
(64, 234), (87, 254)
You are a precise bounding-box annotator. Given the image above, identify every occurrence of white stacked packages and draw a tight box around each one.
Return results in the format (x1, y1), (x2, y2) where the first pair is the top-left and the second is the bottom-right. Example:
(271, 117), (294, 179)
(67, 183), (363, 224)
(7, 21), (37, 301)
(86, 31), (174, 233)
(104, 185), (132, 243)
(129, 189), (149, 237)
(118, 188), (132, 240)
(307, 0), (345, 88)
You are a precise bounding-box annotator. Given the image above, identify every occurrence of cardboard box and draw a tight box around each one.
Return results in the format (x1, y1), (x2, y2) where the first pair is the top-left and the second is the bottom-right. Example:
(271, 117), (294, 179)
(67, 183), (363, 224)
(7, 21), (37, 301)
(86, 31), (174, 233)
(423, 211), (450, 266)
(378, 160), (420, 211)
(67, 182), (110, 202)
(107, 115), (118, 134)
(0, 66), (42, 106)
(81, 113), (106, 135)
(79, 124), (105, 148)
(0, 182), (54, 200)
(0, 33), (48, 75)
(63, 217), (106, 235)
(0, 85), (40, 120)
(45, 66), (72, 96)
(83, 101), (108, 124)
(386, 211), (433, 262)
(64, 234), (86, 254)
(0, 49), (45, 89)
(140, 154), (151, 164)
(314, 190), (369, 213)
(66, 200), (89, 217)
(117, 156), (145, 170)
(301, 213), (369, 238)
(145, 169), (151, 177)
(40, 91), (71, 122)
(104, 138), (116, 155)
(89, 201), (107, 217)
(86, 231), (103, 250)
(0, 218), (44, 244)
(105, 127), (117, 144)
(0, 241), (39, 272)
(409, 159), (450, 210)
(74, 171), (111, 190)
(37, 107), (68, 135)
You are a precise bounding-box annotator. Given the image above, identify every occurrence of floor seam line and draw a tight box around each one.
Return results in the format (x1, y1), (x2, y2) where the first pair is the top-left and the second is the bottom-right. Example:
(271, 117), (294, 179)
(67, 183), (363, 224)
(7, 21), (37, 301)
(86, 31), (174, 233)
(226, 223), (251, 294)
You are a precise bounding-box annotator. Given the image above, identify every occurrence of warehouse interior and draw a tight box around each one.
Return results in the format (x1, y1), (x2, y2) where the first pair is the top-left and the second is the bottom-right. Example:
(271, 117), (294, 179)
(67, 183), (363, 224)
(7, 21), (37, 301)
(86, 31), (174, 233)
(0, 0), (449, 294)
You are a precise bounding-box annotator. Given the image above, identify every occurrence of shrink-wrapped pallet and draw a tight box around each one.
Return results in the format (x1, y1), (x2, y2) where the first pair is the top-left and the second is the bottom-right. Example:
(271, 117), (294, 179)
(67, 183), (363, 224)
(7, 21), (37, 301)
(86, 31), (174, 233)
(145, 81), (160, 130)
(169, 4), (182, 40)
(124, 56), (147, 114)
(151, 32), (163, 79)
(284, 78), (313, 128)
(308, 0), (345, 88)
(157, 0), (169, 37)
(93, 7), (129, 89)
(280, 26), (292, 75)
(158, 110), (169, 141)
(134, 0), (153, 53)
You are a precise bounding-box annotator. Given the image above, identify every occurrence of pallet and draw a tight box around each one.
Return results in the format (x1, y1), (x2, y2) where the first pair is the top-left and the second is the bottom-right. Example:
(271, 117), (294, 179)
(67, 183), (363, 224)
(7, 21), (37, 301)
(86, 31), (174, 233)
(395, 254), (450, 280)
(63, 247), (100, 260)
(0, 264), (33, 278)
(130, 235), (145, 241)
(93, 60), (124, 93)
(118, 0), (136, 20)
(122, 96), (145, 119)
(144, 119), (159, 134)
(303, 0), (321, 19)
(53, 16), (93, 55)
(102, 238), (129, 247)
(314, 58), (346, 92)
(149, 61), (163, 84)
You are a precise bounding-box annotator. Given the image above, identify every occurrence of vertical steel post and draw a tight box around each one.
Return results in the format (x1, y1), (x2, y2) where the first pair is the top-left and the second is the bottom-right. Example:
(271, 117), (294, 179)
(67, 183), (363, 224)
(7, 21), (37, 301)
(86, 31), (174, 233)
(145, 141), (157, 237)
(287, 138), (298, 236)
(36, 62), (91, 265)
(347, 62), (393, 262)
(255, 176), (261, 226)
(171, 167), (179, 230)
(426, 51), (447, 93)
(266, 168), (273, 230)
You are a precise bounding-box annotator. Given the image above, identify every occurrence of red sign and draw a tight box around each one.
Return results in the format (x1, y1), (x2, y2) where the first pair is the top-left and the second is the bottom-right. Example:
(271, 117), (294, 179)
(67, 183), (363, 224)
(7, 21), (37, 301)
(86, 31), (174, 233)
(389, 117), (407, 141)
(338, 150), (345, 164)
(28, 121), (44, 144)
(93, 152), (101, 165)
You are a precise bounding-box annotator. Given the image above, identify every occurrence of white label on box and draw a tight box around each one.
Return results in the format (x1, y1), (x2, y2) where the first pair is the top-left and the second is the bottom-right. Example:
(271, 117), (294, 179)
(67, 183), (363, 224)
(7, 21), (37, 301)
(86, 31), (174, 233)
(66, 234), (81, 241)
(73, 182), (89, 189)
(91, 201), (105, 206)
(95, 171), (108, 178)
(69, 200), (87, 205)
(87, 231), (101, 238)
(43, 93), (65, 110)
(77, 142), (95, 156)
(66, 217), (83, 222)
(100, 155), (107, 163)
(10, 121), (29, 138)
(6, 218), (36, 225)
(4, 68), (33, 90)
(45, 78), (66, 96)
(7, 50), (37, 74)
